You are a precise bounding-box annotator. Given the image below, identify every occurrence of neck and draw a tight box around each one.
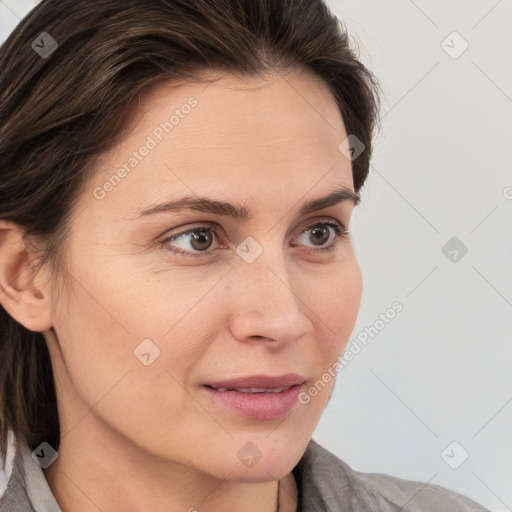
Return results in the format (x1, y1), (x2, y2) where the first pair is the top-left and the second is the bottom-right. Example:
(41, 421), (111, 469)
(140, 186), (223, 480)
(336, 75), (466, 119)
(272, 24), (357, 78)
(277, 472), (299, 512)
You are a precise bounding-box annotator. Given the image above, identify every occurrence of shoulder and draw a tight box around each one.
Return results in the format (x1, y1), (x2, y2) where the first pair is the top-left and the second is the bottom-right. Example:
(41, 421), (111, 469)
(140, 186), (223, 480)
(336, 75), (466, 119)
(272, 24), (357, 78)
(294, 440), (490, 512)
(0, 434), (41, 512)
(348, 465), (490, 512)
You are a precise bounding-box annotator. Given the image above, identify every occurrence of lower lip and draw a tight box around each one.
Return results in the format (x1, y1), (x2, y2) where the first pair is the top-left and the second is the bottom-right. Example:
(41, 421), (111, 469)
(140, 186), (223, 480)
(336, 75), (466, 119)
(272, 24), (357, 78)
(202, 384), (304, 420)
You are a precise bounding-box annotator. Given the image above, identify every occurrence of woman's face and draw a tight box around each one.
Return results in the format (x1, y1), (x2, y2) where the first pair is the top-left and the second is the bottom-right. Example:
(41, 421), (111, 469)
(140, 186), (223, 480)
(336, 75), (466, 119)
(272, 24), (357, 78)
(43, 70), (362, 481)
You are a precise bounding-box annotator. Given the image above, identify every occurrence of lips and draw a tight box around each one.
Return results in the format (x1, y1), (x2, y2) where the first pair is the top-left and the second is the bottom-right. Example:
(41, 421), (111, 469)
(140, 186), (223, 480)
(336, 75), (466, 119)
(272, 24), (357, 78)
(212, 386), (289, 393)
(202, 373), (307, 420)
(204, 373), (306, 391)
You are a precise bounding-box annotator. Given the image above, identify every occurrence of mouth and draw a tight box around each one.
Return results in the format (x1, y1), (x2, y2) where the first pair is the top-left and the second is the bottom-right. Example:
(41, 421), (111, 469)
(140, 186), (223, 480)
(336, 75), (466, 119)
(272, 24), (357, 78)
(204, 385), (293, 393)
(205, 373), (306, 390)
(202, 373), (306, 420)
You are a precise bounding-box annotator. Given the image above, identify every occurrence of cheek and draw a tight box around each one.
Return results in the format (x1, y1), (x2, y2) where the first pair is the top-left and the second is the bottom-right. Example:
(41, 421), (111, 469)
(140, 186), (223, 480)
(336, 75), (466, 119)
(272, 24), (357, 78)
(51, 279), (138, 406)
(51, 261), (217, 399)
(312, 258), (362, 350)
(50, 275), (207, 440)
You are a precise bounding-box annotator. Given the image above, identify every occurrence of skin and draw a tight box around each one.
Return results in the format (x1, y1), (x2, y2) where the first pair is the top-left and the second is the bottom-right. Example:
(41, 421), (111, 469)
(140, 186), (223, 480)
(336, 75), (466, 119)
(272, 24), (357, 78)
(0, 69), (363, 512)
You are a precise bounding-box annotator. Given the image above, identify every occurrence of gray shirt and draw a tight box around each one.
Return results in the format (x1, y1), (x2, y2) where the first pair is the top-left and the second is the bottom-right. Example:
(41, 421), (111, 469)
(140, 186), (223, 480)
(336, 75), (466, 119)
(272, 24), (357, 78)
(0, 436), (490, 511)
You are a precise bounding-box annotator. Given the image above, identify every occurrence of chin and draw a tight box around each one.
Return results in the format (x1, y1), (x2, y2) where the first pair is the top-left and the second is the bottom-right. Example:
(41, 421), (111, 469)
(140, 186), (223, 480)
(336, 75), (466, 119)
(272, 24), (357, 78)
(222, 459), (294, 483)
(207, 432), (309, 481)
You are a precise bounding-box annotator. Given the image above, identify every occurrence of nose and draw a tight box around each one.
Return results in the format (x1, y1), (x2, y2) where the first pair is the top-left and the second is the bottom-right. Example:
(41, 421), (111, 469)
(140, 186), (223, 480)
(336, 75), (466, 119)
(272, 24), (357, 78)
(226, 247), (313, 348)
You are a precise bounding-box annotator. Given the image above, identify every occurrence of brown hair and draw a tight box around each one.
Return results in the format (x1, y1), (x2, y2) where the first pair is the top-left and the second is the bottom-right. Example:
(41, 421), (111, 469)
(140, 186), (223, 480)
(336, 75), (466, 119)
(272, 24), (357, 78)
(0, 0), (381, 469)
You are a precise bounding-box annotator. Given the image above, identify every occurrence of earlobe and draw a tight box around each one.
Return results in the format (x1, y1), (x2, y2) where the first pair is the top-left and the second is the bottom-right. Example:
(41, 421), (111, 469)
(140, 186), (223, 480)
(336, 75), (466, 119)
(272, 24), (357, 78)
(0, 220), (53, 332)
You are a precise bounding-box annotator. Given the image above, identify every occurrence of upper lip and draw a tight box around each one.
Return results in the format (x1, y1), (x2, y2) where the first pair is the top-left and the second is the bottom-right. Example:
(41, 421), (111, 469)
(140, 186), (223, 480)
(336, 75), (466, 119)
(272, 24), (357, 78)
(205, 373), (306, 390)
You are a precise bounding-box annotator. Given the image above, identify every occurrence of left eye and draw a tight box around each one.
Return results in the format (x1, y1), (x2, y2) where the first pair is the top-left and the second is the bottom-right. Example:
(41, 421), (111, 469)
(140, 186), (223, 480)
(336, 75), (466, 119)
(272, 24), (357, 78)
(160, 220), (349, 258)
(294, 221), (348, 253)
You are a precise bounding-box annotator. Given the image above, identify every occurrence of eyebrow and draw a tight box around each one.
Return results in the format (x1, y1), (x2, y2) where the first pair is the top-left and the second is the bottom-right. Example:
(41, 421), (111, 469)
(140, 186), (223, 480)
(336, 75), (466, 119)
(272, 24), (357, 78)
(130, 186), (360, 221)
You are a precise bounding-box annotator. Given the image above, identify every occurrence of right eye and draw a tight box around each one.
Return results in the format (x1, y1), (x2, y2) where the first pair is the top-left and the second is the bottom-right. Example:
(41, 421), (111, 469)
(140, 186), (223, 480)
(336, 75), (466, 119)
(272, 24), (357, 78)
(160, 224), (226, 258)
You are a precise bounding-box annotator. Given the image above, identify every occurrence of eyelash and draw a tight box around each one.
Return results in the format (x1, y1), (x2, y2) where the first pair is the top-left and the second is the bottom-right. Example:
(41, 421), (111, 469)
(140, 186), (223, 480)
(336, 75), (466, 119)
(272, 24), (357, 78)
(159, 219), (350, 259)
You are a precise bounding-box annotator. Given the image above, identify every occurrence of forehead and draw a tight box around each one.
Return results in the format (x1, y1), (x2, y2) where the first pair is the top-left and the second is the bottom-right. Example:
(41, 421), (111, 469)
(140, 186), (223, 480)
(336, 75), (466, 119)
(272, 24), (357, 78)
(83, 70), (353, 219)
(129, 69), (347, 154)
(139, 69), (339, 117)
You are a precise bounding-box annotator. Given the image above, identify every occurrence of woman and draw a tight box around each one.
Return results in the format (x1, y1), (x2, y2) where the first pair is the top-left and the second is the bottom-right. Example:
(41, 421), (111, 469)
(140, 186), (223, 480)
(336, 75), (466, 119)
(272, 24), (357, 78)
(0, 0), (490, 510)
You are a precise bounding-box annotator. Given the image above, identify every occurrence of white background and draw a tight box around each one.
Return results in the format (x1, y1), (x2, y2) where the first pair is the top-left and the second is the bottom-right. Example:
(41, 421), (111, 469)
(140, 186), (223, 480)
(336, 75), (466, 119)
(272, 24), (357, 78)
(0, 1), (511, 510)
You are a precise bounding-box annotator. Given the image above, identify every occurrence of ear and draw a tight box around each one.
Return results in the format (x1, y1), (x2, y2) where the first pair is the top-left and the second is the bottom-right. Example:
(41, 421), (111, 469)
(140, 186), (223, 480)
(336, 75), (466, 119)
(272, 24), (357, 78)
(0, 220), (53, 332)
